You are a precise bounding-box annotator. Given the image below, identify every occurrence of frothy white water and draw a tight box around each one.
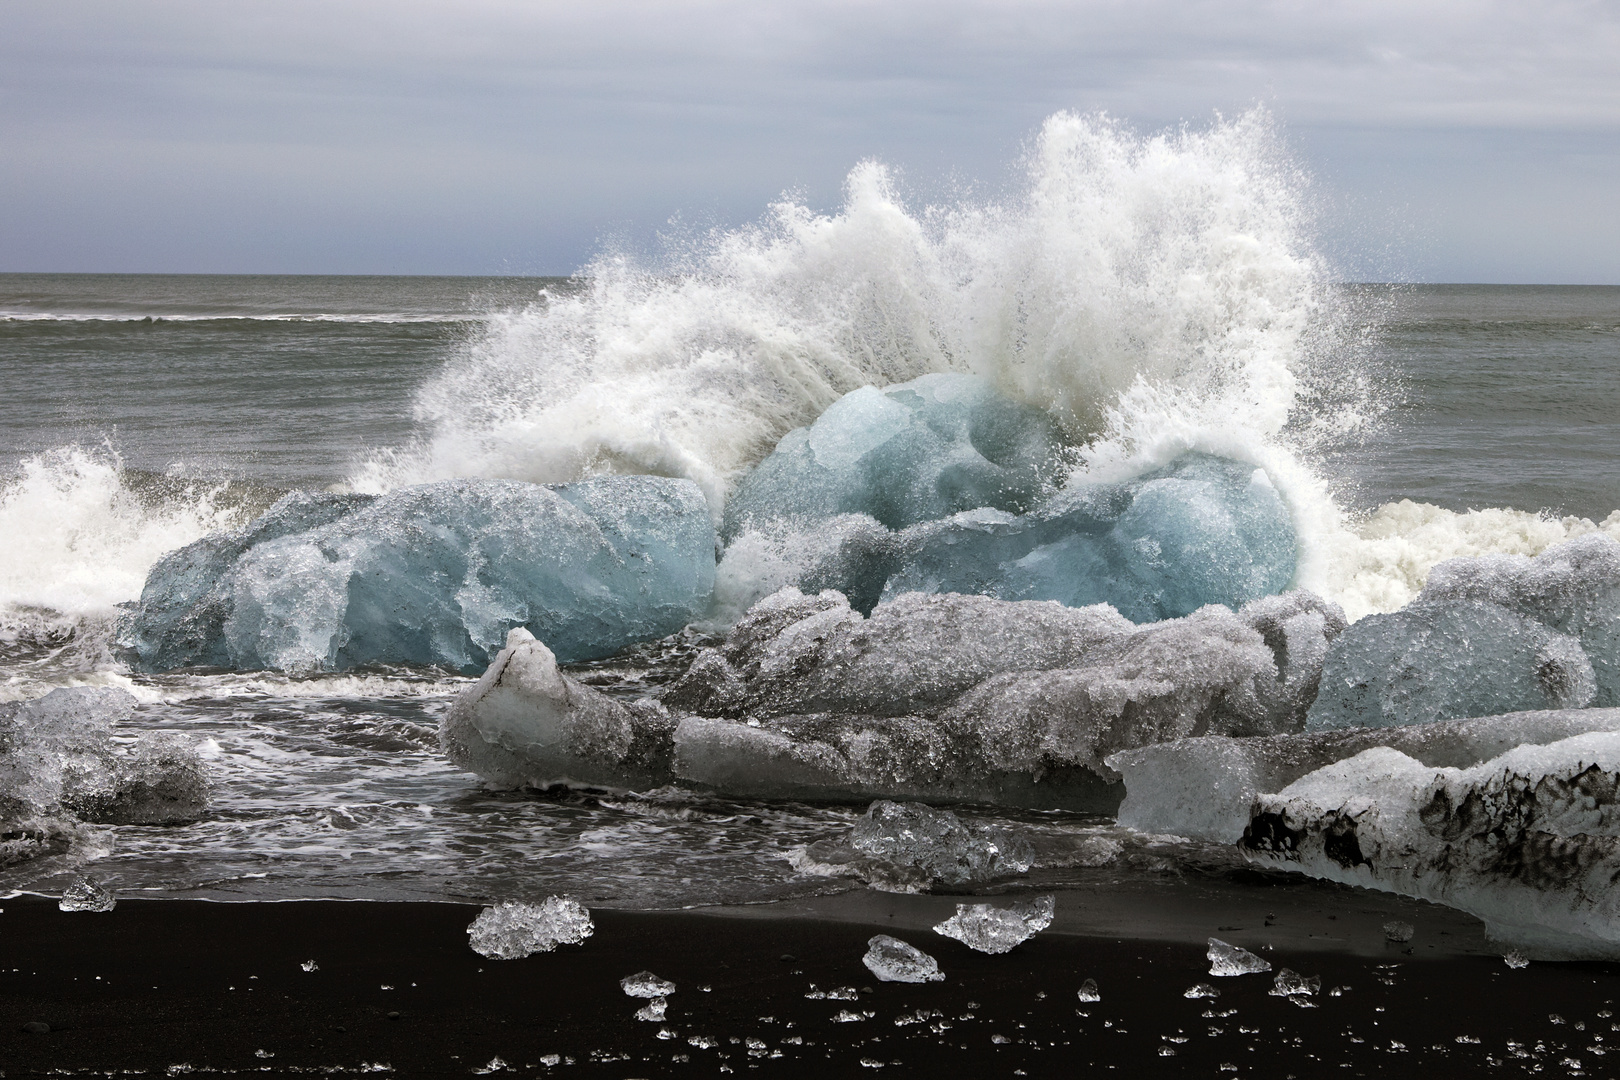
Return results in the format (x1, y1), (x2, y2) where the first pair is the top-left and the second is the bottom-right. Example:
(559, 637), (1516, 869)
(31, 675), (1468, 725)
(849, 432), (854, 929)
(0, 445), (245, 626)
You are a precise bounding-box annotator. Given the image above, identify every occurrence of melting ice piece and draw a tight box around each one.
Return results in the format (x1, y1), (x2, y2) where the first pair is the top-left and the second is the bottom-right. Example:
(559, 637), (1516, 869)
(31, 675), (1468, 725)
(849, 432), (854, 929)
(1383, 921), (1415, 943)
(59, 878), (116, 913)
(1504, 951), (1530, 969)
(621, 971), (677, 998)
(1269, 969), (1321, 998)
(722, 374), (1062, 541)
(1308, 534), (1620, 729)
(933, 895), (1055, 955)
(1207, 938), (1271, 977)
(301, 960), (319, 972)
(465, 897), (594, 959)
(1241, 733), (1620, 958)
(633, 998), (668, 1022)
(1183, 983), (1219, 999)
(1109, 707), (1620, 843)
(862, 935), (945, 984)
(1076, 978), (1101, 1002)
(123, 476), (716, 673)
(797, 800), (1034, 892)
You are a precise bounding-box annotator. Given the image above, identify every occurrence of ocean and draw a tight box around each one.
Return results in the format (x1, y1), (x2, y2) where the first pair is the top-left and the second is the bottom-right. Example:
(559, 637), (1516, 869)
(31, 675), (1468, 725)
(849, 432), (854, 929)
(2, 116), (1619, 922)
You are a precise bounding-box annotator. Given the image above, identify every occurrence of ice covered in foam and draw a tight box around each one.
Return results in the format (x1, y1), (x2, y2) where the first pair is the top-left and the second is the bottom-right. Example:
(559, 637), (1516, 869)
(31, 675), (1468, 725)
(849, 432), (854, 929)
(933, 895), (1055, 954)
(447, 584), (1346, 808)
(792, 800), (1033, 892)
(0, 686), (208, 829)
(863, 935), (945, 983)
(1239, 731), (1620, 958)
(1308, 534), (1620, 729)
(1110, 707), (1620, 843)
(466, 897), (594, 959)
(123, 476), (715, 674)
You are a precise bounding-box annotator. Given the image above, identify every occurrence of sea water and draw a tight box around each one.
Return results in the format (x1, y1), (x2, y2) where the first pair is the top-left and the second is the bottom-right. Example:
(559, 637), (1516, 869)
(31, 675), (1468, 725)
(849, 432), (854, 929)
(1, 110), (1618, 908)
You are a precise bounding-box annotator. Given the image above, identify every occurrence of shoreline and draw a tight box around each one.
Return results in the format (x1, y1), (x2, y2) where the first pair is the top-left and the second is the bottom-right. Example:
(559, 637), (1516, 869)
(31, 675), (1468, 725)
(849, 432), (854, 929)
(2, 885), (1614, 1076)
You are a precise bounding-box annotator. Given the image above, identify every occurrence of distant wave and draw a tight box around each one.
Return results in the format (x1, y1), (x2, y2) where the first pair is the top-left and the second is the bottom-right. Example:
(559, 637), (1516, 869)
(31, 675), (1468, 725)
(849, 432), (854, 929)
(0, 312), (484, 324)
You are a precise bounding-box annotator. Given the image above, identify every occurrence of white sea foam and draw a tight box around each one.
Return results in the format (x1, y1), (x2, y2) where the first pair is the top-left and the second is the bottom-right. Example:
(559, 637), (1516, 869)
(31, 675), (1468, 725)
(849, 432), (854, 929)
(0, 445), (245, 626)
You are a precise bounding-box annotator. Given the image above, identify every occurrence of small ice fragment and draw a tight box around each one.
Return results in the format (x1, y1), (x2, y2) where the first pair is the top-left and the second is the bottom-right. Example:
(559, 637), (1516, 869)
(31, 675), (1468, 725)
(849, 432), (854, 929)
(1269, 969), (1321, 998)
(472, 1058), (509, 1075)
(1076, 979), (1100, 1002)
(634, 997), (668, 1022)
(621, 971), (677, 998)
(933, 895), (1055, 955)
(1207, 938), (1271, 977)
(1158, 1045), (1177, 1056)
(59, 878), (116, 913)
(465, 897), (593, 959)
(862, 935), (944, 984)
(1503, 950), (1530, 969)
(1383, 920), (1415, 943)
(300, 959), (319, 972)
(832, 1009), (867, 1023)
(1184, 983), (1220, 999)
(687, 1035), (718, 1049)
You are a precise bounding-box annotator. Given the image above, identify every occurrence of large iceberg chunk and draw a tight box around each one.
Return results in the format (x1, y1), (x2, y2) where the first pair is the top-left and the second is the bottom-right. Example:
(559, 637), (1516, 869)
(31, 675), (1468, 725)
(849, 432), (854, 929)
(1308, 534), (1620, 729)
(1240, 731), (1620, 959)
(721, 373), (1063, 540)
(123, 476), (716, 673)
(1110, 707), (1620, 842)
(884, 453), (1298, 623)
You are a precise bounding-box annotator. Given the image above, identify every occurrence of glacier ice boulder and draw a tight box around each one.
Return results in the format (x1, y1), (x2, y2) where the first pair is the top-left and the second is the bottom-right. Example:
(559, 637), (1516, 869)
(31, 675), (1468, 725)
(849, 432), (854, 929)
(1110, 707), (1620, 843)
(1308, 533), (1620, 729)
(1239, 731), (1620, 959)
(123, 476), (717, 673)
(444, 585), (1345, 810)
(722, 373), (1063, 540)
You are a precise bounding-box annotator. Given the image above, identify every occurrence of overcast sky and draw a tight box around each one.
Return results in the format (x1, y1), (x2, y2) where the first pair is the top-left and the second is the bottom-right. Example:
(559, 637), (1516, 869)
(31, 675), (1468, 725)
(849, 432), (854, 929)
(4, 0), (1617, 281)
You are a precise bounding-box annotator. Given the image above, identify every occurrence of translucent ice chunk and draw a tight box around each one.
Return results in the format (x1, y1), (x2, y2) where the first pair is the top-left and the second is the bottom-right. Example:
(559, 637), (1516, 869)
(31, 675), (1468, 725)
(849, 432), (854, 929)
(621, 971), (677, 998)
(933, 895), (1055, 954)
(722, 374), (1062, 540)
(797, 800), (1034, 892)
(1504, 951), (1530, 969)
(1269, 969), (1321, 998)
(1183, 983), (1219, 999)
(1308, 534), (1620, 729)
(1207, 938), (1271, 976)
(1383, 921), (1415, 943)
(124, 476), (716, 673)
(1076, 978), (1101, 1002)
(1110, 707), (1620, 843)
(465, 897), (594, 959)
(1240, 733), (1620, 958)
(59, 877), (116, 913)
(862, 935), (945, 983)
(633, 998), (668, 1022)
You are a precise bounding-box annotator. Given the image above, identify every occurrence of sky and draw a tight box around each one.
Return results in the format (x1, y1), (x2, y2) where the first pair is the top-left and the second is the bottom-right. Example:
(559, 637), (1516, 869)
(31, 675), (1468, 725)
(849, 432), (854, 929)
(3, 0), (1618, 282)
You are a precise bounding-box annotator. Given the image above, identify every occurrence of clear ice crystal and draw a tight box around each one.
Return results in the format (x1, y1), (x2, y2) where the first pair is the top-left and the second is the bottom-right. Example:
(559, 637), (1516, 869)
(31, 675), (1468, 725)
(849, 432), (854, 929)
(862, 935), (945, 984)
(1183, 983), (1219, 999)
(1504, 950), (1530, 969)
(633, 998), (669, 1022)
(124, 476), (716, 673)
(58, 877), (116, 913)
(301, 960), (319, 972)
(1383, 920), (1415, 943)
(798, 800), (1033, 891)
(933, 895), (1055, 955)
(1076, 978), (1101, 1002)
(1269, 969), (1321, 998)
(1207, 938), (1271, 977)
(465, 897), (594, 959)
(621, 971), (677, 998)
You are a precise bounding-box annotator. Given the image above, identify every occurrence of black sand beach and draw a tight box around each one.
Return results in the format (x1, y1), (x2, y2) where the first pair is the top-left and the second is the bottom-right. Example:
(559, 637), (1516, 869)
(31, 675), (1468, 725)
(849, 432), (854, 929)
(5, 876), (1618, 1078)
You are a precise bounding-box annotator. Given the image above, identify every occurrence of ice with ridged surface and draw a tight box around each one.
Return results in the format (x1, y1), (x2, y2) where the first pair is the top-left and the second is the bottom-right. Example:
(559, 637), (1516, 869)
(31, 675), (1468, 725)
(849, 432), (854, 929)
(793, 800), (1033, 891)
(1238, 732), (1620, 958)
(59, 878), (116, 912)
(1308, 534), (1620, 729)
(1109, 707), (1620, 842)
(1207, 938), (1271, 976)
(862, 935), (945, 983)
(722, 373), (1063, 541)
(933, 895), (1055, 954)
(123, 476), (715, 673)
(620, 971), (676, 998)
(466, 897), (594, 959)
(0, 686), (209, 829)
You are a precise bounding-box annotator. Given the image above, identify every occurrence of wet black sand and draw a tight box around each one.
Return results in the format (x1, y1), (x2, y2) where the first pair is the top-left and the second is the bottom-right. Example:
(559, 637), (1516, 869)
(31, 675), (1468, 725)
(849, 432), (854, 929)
(2, 889), (1618, 1078)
